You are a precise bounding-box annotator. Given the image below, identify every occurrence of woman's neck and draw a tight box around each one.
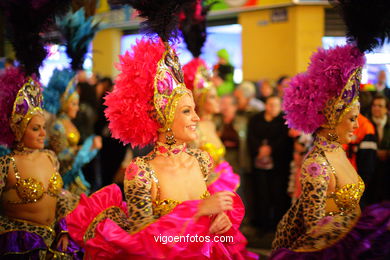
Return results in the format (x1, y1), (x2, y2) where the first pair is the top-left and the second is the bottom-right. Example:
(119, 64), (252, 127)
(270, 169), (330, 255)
(13, 145), (39, 156)
(200, 112), (213, 122)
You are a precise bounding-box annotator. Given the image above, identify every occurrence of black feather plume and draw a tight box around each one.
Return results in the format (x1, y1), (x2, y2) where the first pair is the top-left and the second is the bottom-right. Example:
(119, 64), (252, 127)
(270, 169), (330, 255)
(180, 0), (216, 58)
(1, 0), (71, 76)
(109, 0), (195, 42)
(331, 0), (390, 52)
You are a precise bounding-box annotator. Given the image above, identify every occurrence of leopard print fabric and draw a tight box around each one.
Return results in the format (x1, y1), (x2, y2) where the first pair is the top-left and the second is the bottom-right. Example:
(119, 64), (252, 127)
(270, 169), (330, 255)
(83, 206), (132, 242)
(272, 145), (360, 252)
(0, 155), (10, 193)
(0, 153), (78, 259)
(123, 148), (212, 233)
(56, 189), (79, 220)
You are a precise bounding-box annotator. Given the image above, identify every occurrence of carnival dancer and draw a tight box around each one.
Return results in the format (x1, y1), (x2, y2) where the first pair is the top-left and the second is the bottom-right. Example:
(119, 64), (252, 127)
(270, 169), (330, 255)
(271, 1), (390, 258)
(181, 0), (240, 193)
(44, 8), (102, 195)
(0, 1), (82, 258)
(66, 1), (257, 259)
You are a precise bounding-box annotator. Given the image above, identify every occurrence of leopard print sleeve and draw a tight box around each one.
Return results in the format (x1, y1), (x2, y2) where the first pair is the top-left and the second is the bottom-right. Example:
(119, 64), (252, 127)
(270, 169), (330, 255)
(186, 148), (214, 181)
(0, 155), (10, 196)
(43, 149), (60, 172)
(124, 157), (156, 233)
(289, 151), (332, 249)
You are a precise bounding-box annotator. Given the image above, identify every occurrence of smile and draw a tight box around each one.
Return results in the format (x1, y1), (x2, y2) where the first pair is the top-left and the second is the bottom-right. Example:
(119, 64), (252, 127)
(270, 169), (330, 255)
(187, 125), (197, 131)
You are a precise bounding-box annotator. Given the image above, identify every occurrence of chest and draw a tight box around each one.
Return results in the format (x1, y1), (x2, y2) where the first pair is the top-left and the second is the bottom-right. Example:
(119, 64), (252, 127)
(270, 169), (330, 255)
(325, 151), (359, 188)
(6, 155), (55, 189)
(61, 119), (80, 146)
(150, 159), (207, 202)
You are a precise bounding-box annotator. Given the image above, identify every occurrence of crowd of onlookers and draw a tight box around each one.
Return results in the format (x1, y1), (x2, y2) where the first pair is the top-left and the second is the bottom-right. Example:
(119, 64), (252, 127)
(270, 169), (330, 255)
(69, 69), (389, 241)
(6, 49), (386, 245)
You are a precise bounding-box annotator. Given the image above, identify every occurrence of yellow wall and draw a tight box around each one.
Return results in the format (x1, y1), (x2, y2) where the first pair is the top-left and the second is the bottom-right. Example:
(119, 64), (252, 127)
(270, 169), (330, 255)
(92, 29), (122, 78)
(256, 0), (292, 6)
(239, 5), (324, 81)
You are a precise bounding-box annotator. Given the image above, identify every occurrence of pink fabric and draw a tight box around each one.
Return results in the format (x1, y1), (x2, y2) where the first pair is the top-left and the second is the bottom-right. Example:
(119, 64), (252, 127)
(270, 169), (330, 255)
(66, 185), (257, 260)
(208, 161), (240, 193)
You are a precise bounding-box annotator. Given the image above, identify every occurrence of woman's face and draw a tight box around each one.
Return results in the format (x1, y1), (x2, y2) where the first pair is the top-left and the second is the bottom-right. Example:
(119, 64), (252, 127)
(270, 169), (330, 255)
(67, 95), (80, 119)
(202, 87), (220, 115)
(371, 98), (388, 118)
(335, 105), (359, 144)
(171, 94), (200, 144)
(21, 115), (46, 149)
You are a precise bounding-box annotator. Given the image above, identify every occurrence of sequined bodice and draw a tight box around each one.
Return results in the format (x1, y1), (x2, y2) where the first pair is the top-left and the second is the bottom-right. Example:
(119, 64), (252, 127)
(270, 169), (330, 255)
(314, 135), (365, 215)
(152, 190), (210, 217)
(201, 142), (225, 165)
(326, 173), (365, 215)
(59, 113), (80, 146)
(67, 131), (80, 146)
(7, 155), (63, 204)
(147, 143), (211, 217)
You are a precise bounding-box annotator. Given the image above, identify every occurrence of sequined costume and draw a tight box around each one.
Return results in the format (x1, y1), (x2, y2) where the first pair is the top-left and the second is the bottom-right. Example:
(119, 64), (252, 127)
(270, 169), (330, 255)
(66, 143), (256, 259)
(48, 112), (98, 195)
(45, 76), (98, 196)
(66, 8), (256, 255)
(270, 21), (390, 259)
(0, 73), (82, 259)
(0, 151), (82, 259)
(44, 9), (100, 196)
(180, 3), (240, 192)
(197, 129), (240, 193)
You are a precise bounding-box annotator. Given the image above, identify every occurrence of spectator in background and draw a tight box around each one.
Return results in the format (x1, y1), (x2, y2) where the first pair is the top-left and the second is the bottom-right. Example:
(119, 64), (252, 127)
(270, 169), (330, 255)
(276, 76), (290, 98)
(212, 49), (235, 96)
(375, 70), (390, 100)
(95, 77), (127, 188)
(234, 81), (264, 113)
(257, 79), (275, 103)
(368, 95), (390, 203)
(247, 95), (294, 234)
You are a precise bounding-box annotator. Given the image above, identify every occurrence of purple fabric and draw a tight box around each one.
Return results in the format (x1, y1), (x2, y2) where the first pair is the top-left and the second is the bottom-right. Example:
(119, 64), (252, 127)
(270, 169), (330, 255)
(0, 219), (83, 259)
(56, 217), (84, 259)
(0, 231), (46, 256)
(270, 202), (390, 260)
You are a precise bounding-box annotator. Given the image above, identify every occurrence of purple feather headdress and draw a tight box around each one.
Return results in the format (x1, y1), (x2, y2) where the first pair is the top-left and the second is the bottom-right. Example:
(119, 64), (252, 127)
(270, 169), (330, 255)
(0, 68), (29, 147)
(283, 45), (365, 133)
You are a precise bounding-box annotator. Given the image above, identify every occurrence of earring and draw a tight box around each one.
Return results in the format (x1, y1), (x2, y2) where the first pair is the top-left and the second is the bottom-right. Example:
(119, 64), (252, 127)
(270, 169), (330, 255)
(165, 128), (176, 146)
(15, 142), (24, 151)
(327, 130), (339, 142)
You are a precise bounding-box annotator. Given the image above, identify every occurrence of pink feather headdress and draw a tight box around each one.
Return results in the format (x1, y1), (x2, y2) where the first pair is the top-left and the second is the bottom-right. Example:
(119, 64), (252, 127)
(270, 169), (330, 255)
(104, 38), (190, 148)
(283, 45), (365, 133)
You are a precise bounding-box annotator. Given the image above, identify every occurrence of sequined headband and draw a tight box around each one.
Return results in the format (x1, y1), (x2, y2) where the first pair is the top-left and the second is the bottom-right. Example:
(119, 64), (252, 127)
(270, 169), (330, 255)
(153, 45), (192, 132)
(322, 67), (362, 129)
(10, 78), (44, 142)
(60, 78), (79, 112)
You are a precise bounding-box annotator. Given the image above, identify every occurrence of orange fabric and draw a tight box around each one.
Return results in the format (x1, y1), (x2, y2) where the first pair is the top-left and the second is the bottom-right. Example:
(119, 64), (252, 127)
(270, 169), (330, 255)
(343, 114), (376, 169)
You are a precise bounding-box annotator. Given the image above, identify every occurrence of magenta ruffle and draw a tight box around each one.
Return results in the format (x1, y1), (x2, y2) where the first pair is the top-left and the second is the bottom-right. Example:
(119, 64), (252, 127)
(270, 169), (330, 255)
(208, 161), (240, 193)
(66, 184), (257, 259)
(270, 202), (390, 260)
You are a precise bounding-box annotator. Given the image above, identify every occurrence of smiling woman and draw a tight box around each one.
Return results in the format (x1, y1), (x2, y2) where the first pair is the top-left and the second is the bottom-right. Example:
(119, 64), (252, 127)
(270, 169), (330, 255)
(0, 69), (82, 259)
(270, 34), (390, 260)
(65, 1), (256, 259)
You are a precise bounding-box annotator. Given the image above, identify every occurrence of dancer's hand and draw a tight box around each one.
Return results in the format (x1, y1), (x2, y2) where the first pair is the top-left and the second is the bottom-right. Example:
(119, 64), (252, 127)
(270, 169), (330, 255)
(57, 234), (69, 251)
(209, 212), (232, 234)
(196, 191), (234, 218)
(91, 136), (102, 150)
